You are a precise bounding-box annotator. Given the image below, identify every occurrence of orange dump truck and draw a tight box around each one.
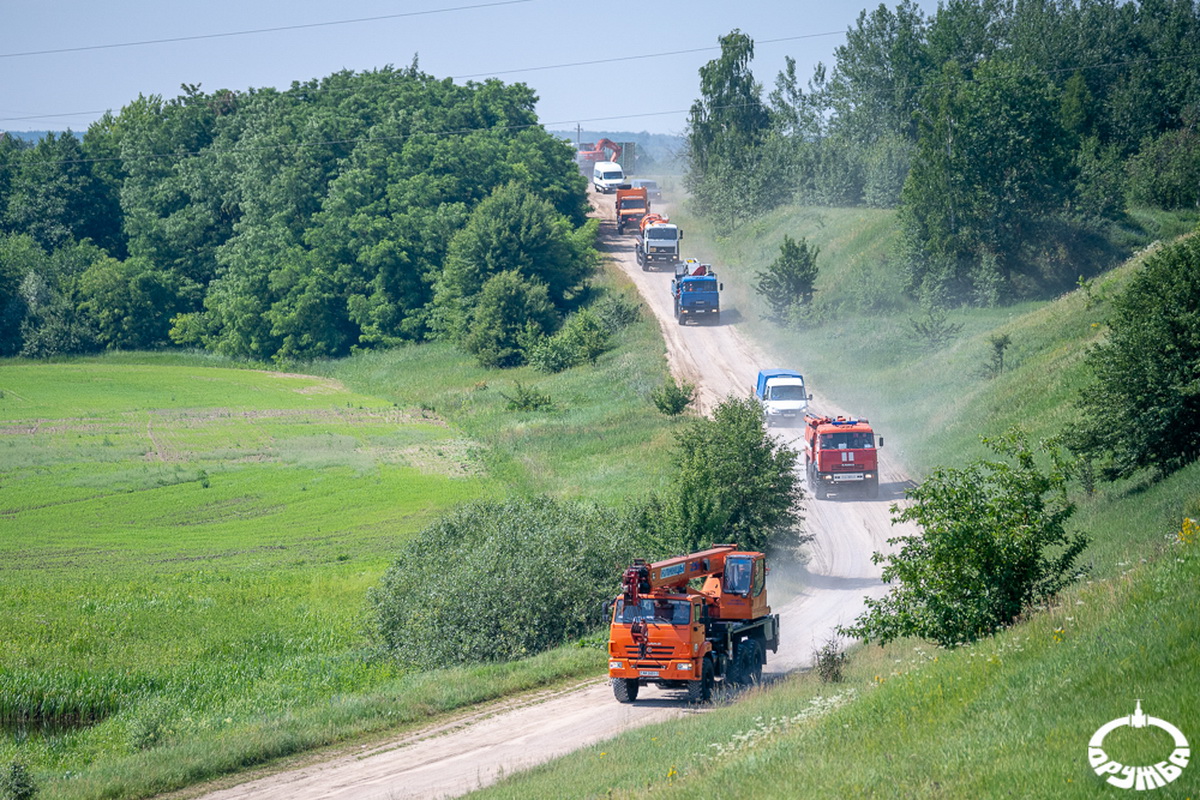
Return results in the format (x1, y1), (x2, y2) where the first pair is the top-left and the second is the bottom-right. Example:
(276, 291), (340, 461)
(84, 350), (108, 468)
(615, 186), (649, 234)
(607, 545), (780, 703)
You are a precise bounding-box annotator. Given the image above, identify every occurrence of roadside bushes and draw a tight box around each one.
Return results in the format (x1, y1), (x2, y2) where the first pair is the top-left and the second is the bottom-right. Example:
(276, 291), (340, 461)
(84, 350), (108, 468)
(368, 497), (643, 669)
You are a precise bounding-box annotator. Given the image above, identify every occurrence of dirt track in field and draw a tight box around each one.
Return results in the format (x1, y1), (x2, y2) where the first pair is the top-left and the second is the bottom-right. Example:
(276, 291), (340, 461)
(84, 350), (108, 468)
(189, 189), (915, 800)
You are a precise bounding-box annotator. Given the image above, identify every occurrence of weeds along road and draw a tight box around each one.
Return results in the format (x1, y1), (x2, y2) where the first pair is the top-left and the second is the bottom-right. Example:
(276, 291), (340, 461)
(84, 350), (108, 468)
(190, 191), (913, 800)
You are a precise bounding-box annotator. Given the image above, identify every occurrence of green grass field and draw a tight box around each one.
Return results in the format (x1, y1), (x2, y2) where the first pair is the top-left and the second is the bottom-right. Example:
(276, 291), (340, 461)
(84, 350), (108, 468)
(462, 207), (1200, 798)
(0, 269), (684, 799)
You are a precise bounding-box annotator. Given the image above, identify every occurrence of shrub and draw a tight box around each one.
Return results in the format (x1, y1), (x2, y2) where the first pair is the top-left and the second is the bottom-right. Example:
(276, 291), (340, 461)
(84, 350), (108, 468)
(500, 382), (553, 412)
(368, 497), (644, 668)
(813, 636), (848, 683)
(640, 395), (805, 554)
(526, 308), (611, 373)
(0, 761), (37, 800)
(1073, 234), (1200, 479)
(840, 431), (1087, 648)
(754, 235), (819, 321)
(651, 377), (695, 415)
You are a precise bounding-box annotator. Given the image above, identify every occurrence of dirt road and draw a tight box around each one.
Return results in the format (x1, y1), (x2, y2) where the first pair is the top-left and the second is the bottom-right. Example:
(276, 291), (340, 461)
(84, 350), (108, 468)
(193, 191), (914, 800)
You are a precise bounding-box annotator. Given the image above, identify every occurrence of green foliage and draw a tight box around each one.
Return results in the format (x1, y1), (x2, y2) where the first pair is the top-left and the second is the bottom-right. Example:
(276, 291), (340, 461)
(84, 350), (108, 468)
(526, 308), (610, 373)
(1125, 124), (1200, 210)
(0, 761), (37, 800)
(900, 59), (1072, 303)
(640, 396), (804, 554)
(368, 497), (643, 668)
(650, 377), (695, 416)
(813, 636), (848, 684)
(986, 333), (1012, 378)
(0, 68), (591, 361)
(433, 182), (595, 342)
(461, 271), (558, 368)
(754, 235), (819, 320)
(1073, 234), (1200, 479)
(685, 30), (787, 222)
(841, 432), (1087, 648)
(907, 302), (963, 350)
(500, 381), (554, 412)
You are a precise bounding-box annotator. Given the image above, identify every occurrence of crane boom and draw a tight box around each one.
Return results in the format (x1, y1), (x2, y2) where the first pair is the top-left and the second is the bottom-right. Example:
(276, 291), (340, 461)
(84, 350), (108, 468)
(621, 544), (736, 603)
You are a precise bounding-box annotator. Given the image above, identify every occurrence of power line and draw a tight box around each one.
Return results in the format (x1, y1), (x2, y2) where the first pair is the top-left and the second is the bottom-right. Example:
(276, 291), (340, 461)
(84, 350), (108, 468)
(0, 30), (840, 127)
(451, 32), (845, 79)
(0, 0), (533, 59)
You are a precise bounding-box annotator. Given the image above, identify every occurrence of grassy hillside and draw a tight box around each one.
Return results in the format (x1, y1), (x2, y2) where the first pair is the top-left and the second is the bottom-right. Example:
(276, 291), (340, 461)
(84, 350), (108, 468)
(465, 209), (1200, 798)
(0, 271), (682, 798)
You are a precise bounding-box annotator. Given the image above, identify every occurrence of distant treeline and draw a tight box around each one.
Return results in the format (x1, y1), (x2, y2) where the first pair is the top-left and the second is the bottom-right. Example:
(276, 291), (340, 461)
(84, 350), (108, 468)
(686, 0), (1200, 305)
(0, 66), (595, 362)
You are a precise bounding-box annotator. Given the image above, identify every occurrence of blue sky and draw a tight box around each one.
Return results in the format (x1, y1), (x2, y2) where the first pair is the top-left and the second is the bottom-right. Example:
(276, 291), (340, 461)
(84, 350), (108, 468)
(1, 0), (938, 136)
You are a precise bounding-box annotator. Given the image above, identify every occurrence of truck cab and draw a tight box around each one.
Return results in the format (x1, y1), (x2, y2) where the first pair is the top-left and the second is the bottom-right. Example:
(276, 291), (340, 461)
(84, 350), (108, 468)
(592, 161), (626, 194)
(754, 369), (811, 426)
(803, 415), (883, 498)
(636, 215), (682, 270)
(671, 261), (722, 325)
(615, 186), (648, 234)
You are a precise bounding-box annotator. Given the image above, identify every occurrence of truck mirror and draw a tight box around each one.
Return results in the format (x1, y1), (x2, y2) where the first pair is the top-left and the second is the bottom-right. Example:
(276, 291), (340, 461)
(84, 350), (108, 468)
(808, 393), (814, 401)
(719, 283), (724, 291)
(878, 437), (884, 448)
(679, 231), (684, 240)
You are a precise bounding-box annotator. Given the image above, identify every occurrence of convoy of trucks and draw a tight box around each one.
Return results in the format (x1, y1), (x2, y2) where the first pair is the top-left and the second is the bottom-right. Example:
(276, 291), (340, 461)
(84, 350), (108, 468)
(607, 545), (780, 703)
(803, 414), (884, 499)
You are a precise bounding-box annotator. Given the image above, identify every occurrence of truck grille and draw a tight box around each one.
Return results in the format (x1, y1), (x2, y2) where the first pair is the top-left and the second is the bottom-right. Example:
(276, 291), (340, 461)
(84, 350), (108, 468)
(624, 644), (676, 659)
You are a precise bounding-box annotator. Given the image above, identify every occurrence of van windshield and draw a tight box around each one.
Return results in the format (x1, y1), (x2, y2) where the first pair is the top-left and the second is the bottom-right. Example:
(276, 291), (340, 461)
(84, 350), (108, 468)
(768, 385), (806, 401)
(603, 171), (623, 180)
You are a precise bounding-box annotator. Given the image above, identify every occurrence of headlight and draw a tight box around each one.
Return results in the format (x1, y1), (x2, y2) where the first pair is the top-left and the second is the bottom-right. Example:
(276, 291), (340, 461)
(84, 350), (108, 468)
(609, 661), (623, 670)
(676, 662), (692, 671)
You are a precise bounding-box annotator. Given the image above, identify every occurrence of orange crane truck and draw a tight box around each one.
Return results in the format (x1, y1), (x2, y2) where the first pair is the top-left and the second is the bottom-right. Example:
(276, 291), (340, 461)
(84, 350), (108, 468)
(803, 414), (884, 499)
(615, 186), (649, 234)
(607, 545), (780, 703)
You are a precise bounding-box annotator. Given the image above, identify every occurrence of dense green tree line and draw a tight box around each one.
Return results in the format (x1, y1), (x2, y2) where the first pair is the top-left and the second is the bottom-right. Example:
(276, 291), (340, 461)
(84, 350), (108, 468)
(0, 66), (594, 362)
(687, 1), (1200, 306)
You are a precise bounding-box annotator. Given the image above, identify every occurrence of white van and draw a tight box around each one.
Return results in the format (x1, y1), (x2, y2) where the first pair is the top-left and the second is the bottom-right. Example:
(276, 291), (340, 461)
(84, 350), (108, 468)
(592, 161), (626, 194)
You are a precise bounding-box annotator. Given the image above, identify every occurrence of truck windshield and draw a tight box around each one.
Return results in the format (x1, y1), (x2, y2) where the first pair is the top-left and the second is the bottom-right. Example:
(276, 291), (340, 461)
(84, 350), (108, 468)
(820, 432), (874, 449)
(768, 385), (806, 401)
(619, 199), (645, 210)
(683, 280), (715, 292)
(614, 598), (691, 625)
(723, 557), (752, 595)
(647, 228), (676, 240)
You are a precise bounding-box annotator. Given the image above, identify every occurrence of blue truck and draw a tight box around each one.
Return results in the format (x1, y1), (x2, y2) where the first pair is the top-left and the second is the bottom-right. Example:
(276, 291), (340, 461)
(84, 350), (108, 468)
(671, 261), (722, 325)
(753, 369), (811, 427)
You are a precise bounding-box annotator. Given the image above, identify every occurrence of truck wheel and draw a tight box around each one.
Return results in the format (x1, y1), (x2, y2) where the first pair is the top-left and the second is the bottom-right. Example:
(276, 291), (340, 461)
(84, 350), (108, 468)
(612, 678), (639, 703)
(813, 471), (828, 500)
(687, 660), (714, 704)
(732, 641), (762, 686)
(748, 641), (763, 684)
(710, 311), (720, 325)
(867, 477), (880, 498)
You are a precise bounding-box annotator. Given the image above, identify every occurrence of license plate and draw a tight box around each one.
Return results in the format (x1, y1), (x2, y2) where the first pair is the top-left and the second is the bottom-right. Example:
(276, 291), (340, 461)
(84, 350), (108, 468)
(639, 670), (660, 677)
(833, 473), (864, 482)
